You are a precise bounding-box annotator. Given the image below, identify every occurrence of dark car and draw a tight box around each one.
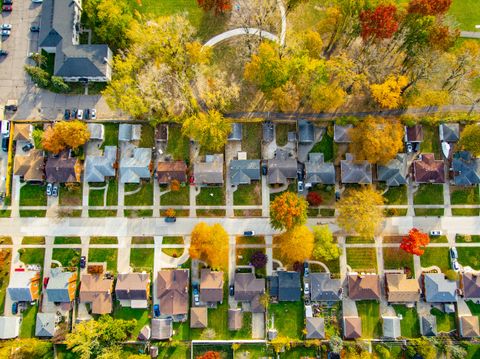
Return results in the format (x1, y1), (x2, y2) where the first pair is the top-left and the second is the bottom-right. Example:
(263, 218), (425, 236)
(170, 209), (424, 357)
(1, 136), (9, 152)
(3, 0), (12, 4)
(165, 216), (176, 223)
(22, 142), (34, 152)
(30, 25), (40, 32)
(0, 50), (8, 57)
(11, 302), (17, 315)
(64, 109), (70, 120)
(335, 191), (341, 201)
(243, 230), (255, 236)
(153, 304), (160, 317)
(229, 285), (234, 296)
(2, 5), (12, 11)
(79, 256), (86, 268)
(261, 163), (267, 176)
(71, 108), (77, 119)
(84, 109), (90, 120)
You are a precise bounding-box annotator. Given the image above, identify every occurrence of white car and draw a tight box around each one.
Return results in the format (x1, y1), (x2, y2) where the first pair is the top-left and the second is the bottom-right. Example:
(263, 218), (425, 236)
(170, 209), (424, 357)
(304, 282), (310, 295)
(32, 0), (43, 3)
(90, 108), (96, 120)
(0, 24), (11, 30)
(1, 29), (11, 37)
(430, 230), (442, 236)
(452, 259), (460, 272)
(76, 109), (83, 120)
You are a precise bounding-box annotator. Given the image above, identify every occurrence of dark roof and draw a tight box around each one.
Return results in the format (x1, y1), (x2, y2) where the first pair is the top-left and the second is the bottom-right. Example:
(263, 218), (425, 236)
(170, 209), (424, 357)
(462, 273), (480, 299)
(267, 158), (297, 185)
(45, 157), (79, 183)
(420, 315), (437, 336)
(156, 269), (189, 316)
(230, 160), (261, 186)
(341, 153), (372, 184)
(348, 274), (381, 300)
(377, 154), (408, 187)
(413, 153), (445, 183)
(40, 29), (62, 48)
(263, 121), (274, 142)
(56, 55), (107, 78)
(115, 273), (149, 301)
(234, 273), (265, 301)
(405, 125), (424, 142)
(156, 161), (188, 184)
(439, 123), (460, 142)
(228, 123), (243, 141)
(306, 317), (325, 339)
(310, 273), (342, 302)
(228, 308), (243, 330)
(269, 271), (301, 302)
(305, 153), (335, 185)
(199, 268), (224, 303)
(298, 120), (314, 143)
(453, 151), (480, 186)
(334, 124), (352, 143)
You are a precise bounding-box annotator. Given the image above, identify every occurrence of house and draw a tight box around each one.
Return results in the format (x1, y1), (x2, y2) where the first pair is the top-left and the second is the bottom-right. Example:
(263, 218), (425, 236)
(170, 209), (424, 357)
(343, 316), (362, 339)
(87, 123), (105, 141)
(385, 273), (421, 303)
(190, 307), (208, 329)
(13, 124), (33, 142)
(309, 273), (342, 302)
(38, 0), (112, 82)
(200, 269), (224, 304)
(263, 121), (274, 143)
(382, 316), (401, 339)
(420, 314), (437, 336)
(45, 156), (82, 183)
(348, 274), (381, 301)
(459, 315), (480, 338)
(35, 313), (56, 337)
(452, 151), (480, 186)
(268, 271), (301, 302)
(405, 125), (424, 143)
(267, 158), (297, 185)
(115, 272), (150, 308)
(298, 120), (314, 143)
(194, 154), (224, 185)
(334, 124), (352, 143)
(377, 154), (408, 187)
(439, 123), (460, 142)
(151, 318), (173, 340)
(306, 317), (325, 339)
(341, 153), (372, 184)
(423, 273), (457, 303)
(84, 146), (117, 183)
(228, 308), (243, 331)
(119, 148), (152, 184)
(8, 271), (41, 302)
(461, 273), (480, 299)
(156, 161), (188, 184)
(14, 150), (45, 182)
(228, 123), (243, 141)
(79, 274), (114, 315)
(46, 268), (77, 303)
(156, 269), (189, 320)
(305, 153), (335, 185)
(234, 272), (265, 312)
(0, 316), (21, 339)
(413, 154), (445, 183)
(229, 160), (261, 186)
(119, 124), (142, 142)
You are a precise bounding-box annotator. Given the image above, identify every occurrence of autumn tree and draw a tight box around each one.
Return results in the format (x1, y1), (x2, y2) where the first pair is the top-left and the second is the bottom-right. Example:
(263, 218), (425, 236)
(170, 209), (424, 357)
(400, 228), (430, 256)
(349, 116), (404, 164)
(189, 222), (229, 270)
(458, 124), (480, 156)
(370, 75), (408, 109)
(250, 251), (268, 269)
(312, 225), (341, 262)
(270, 192), (308, 231)
(165, 208), (176, 218)
(276, 225), (314, 265)
(408, 0), (452, 16)
(337, 186), (384, 238)
(0, 338), (52, 358)
(170, 179), (181, 191)
(199, 69), (240, 112)
(50, 76), (70, 93)
(197, 0), (231, 15)
(42, 120), (91, 154)
(182, 110), (231, 152)
(359, 4), (399, 41)
(197, 351), (221, 359)
(306, 191), (322, 206)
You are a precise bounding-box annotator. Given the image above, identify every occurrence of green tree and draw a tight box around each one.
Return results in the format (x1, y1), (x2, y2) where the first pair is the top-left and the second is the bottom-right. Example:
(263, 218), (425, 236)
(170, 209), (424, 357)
(30, 52), (46, 67)
(50, 76), (70, 93)
(458, 124), (480, 156)
(312, 225), (341, 262)
(0, 338), (52, 359)
(24, 65), (50, 88)
(32, 128), (44, 149)
(182, 110), (230, 152)
(270, 192), (308, 230)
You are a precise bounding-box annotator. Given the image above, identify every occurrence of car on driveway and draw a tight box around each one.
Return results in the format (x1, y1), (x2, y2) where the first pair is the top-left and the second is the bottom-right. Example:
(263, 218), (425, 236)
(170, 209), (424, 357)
(22, 143), (34, 152)
(76, 109), (83, 120)
(449, 247), (458, 260)
(452, 259), (460, 271)
(11, 302), (17, 315)
(153, 304), (160, 317)
(229, 285), (234, 296)
(0, 50), (8, 57)
(64, 109), (70, 120)
(46, 183), (53, 196)
(84, 109), (90, 120)
(80, 256), (86, 268)
(298, 181), (304, 193)
(30, 26), (40, 32)
(1, 24), (11, 30)
(2, 5), (12, 11)
(1, 29), (10, 36)
(71, 108), (77, 119)
(52, 184), (58, 197)
(304, 282), (310, 295)
(193, 284), (200, 306)
(2, 136), (9, 152)
(91, 109), (96, 120)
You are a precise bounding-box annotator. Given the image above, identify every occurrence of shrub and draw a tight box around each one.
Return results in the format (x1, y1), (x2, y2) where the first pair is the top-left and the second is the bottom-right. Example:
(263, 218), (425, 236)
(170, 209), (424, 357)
(307, 191), (323, 206)
(250, 251), (268, 269)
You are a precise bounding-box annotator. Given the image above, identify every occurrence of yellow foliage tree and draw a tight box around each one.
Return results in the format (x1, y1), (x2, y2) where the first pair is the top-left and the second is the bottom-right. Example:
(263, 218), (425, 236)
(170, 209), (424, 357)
(406, 89), (451, 107)
(41, 126), (66, 154)
(41, 120), (90, 154)
(337, 186), (384, 238)
(189, 222), (229, 270)
(270, 192), (308, 230)
(182, 110), (230, 152)
(370, 75), (408, 109)
(349, 116), (404, 164)
(276, 225), (314, 265)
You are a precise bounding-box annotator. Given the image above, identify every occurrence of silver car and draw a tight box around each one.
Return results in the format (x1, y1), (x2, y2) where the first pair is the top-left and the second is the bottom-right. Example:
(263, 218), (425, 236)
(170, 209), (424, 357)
(1, 29), (11, 37)
(0, 24), (12, 30)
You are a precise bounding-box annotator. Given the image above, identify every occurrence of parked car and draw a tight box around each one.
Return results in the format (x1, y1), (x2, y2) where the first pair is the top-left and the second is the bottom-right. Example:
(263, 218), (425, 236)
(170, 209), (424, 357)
(304, 262), (309, 277)
(3, 0), (12, 4)
(164, 216), (176, 223)
(1, 24), (11, 30)
(229, 285), (234, 296)
(304, 282), (310, 295)
(46, 183), (53, 196)
(1, 29), (10, 36)
(1, 136), (8, 152)
(452, 259), (460, 271)
(243, 230), (255, 236)
(64, 109), (70, 120)
(76, 109), (83, 120)
(11, 302), (17, 315)
(261, 161), (267, 176)
(449, 247), (458, 260)
(297, 181), (304, 193)
(2, 5), (13, 12)
(193, 285), (200, 305)
(52, 184), (58, 197)
(0, 50), (8, 57)
(30, 25), (40, 32)
(153, 304), (160, 317)
(84, 109), (90, 120)
(430, 230), (442, 236)
(43, 277), (49, 287)
(79, 256), (86, 269)
(22, 142), (34, 152)
(71, 108), (77, 119)
(90, 108), (96, 120)
(32, 0), (43, 3)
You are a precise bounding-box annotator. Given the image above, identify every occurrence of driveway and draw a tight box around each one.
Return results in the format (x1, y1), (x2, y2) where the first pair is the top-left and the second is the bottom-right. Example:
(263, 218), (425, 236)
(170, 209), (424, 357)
(252, 312), (265, 339)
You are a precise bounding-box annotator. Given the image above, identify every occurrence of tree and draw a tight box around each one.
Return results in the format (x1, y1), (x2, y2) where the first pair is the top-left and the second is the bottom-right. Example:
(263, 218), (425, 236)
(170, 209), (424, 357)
(312, 225), (341, 262)
(42, 120), (91, 154)
(445, 269), (459, 281)
(170, 179), (181, 191)
(400, 228), (430, 256)
(306, 192), (322, 206)
(349, 116), (404, 164)
(250, 251), (268, 269)
(359, 4), (399, 41)
(458, 124), (480, 156)
(182, 110), (231, 152)
(32, 128), (44, 149)
(337, 187), (384, 237)
(0, 338), (52, 358)
(276, 225), (314, 265)
(189, 222), (229, 270)
(30, 52), (46, 67)
(329, 335), (343, 353)
(370, 75), (408, 109)
(308, 84), (346, 112)
(408, 0), (452, 16)
(41, 126), (66, 154)
(197, 0), (231, 15)
(270, 192), (308, 231)
(165, 208), (176, 218)
(51, 76), (70, 93)
(199, 69), (240, 112)
(197, 351), (221, 359)
(24, 65), (50, 88)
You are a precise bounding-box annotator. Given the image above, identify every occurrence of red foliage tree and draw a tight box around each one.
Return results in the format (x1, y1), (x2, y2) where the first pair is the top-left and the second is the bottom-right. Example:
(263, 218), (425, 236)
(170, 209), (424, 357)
(400, 228), (430, 256)
(197, 0), (231, 15)
(408, 0), (452, 16)
(250, 251), (268, 269)
(360, 4), (399, 40)
(306, 191), (323, 206)
(197, 352), (221, 359)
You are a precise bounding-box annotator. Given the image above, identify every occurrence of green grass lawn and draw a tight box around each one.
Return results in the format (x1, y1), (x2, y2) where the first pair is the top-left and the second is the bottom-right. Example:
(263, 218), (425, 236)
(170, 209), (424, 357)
(420, 247), (449, 272)
(383, 248), (414, 272)
(346, 236), (374, 244)
(0, 250), (11, 314)
(431, 307), (456, 333)
(54, 237), (81, 245)
(20, 210), (47, 217)
(113, 304), (150, 340)
(89, 210), (117, 217)
(309, 130), (333, 162)
(449, 0), (480, 31)
(132, 237), (155, 244)
(89, 187), (105, 206)
(458, 247), (480, 270)
(90, 237), (117, 244)
(429, 235), (448, 243)
(456, 235), (480, 243)
(139, 124), (155, 148)
(154, 344), (190, 359)
(124, 182), (153, 206)
(101, 124), (119, 148)
(19, 248), (45, 266)
(197, 187), (225, 205)
(383, 185), (407, 205)
(20, 304), (38, 338)
(160, 185), (190, 205)
(421, 126), (440, 156)
(106, 179), (118, 205)
(242, 122), (262, 159)
(59, 184), (82, 206)
(233, 182), (261, 205)
(308, 184), (335, 205)
(237, 236), (264, 245)
(413, 184), (444, 205)
(22, 236), (45, 245)
(283, 346), (318, 358)
(52, 248), (80, 267)
(393, 305), (420, 338)
(130, 248), (154, 271)
(356, 301), (381, 339)
(88, 248), (117, 272)
(166, 125), (190, 161)
(19, 184), (47, 206)
(163, 236), (184, 244)
(162, 248), (184, 258)
(236, 247), (266, 277)
(452, 208), (480, 216)
(346, 248), (377, 272)
(275, 123), (296, 147)
(414, 208), (444, 216)
(268, 301), (304, 339)
(450, 186), (479, 205)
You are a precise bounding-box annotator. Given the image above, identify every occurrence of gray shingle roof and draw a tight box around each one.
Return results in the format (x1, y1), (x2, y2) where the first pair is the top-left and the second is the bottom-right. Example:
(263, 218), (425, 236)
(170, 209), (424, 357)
(306, 317), (325, 339)
(439, 123), (460, 142)
(274, 271), (301, 301)
(35, 313), (56, 337)
(87, 124), (104, 141)
(263, 121), (274, 142)
(194, 154), (224, 185)
(453, 151), (480, 186)
(230, 160), (260, 185)
(424, 273), (457, 303)
(382, 316), (401, 339)
(267, 158), (297, 185)
(228, 123), (243, 141)
(420, 314), (437, 336)
(85, 146), (117, 183)
(310, 273), (342, 302)
(119, 147), (151, 184)
(299, 120), (314, 143)
(119, 124), (142, 142)
(151, 318), (173, 340)
(377, 153), (408, 187)
(341, 153), (372, 184)
(305, 153), (335, 185)
(334, 124), (352, 143)
(46, 268), (76, 303)
(462, 273), (480, 299)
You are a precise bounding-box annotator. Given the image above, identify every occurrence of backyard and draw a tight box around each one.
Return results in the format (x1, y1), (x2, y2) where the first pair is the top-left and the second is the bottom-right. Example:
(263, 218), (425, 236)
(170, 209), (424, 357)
(275, 123), (296, 147)
(393, 305), (420, 338)
(356, 301), (381, 339)
(20, 304), (38, 338)
(268, 301), (304, 339)
(242, 122), (262, 159)
(113, 304), (150, 340)
(309, 129), (333, 162)
(431, 308), (456, 333)
(166, 125), (190, 161)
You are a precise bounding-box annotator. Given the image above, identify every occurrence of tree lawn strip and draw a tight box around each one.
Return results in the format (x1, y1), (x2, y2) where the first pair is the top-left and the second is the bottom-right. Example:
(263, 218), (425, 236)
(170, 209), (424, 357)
(346, 248), (377, 272)
(236, 236), (264, 245)
(132, 237), (154, 244)
(88, 248), (118, 272)
(89, 210), (117, 217)
(124, 209), (153, 217)
(345, 236), (374, 244)
(90, 237), (117, 245)
(20, 210), (46, 217)
(54, 236), (81, 245)
(22, 236), (45, 245)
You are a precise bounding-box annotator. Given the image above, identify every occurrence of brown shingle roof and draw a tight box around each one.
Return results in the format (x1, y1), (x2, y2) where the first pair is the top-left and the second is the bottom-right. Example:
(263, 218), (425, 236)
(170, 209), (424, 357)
(343, 316), (362, 339)
(462, 273), (480, 299)
(190, 307), (208, 328)
(45, 157), (82, 183)
(348, 274), (381, 300)
(460, 316), (480, 338)
(234, 273), (265, 302)
(406, 125), (424, 142)
(200, 269), (223, 303)
(79, 274), (113, 314)
(386, 273), (421, 303)
(228, 308), (243, 330)
(156, 269), (189, 316)
(156, 161), (187, 184)
(14, 150), (45, 182)
(13, 124), (32, 142)
(115, 272), (150, 301)
(413, 153), (445, 183)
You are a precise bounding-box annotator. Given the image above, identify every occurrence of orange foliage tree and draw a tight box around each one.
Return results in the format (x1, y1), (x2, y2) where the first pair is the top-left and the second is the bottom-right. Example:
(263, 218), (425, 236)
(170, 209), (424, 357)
(400, 228), (430, 256)
(164, 208), (176, 218)
(270, 192), (308, 231)
(170, 179), (181, 191)
(42, 120), (90, 154)
(196, 352), (221, 359)
(189, 222), (228, 270)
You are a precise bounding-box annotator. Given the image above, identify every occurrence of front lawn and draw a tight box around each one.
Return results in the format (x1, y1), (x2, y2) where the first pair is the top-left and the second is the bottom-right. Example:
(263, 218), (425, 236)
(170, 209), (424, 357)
(236, 247), (266, 277)
(88, 248), (118, 272)
(383, 185), (407, 205)
(268, 301), (304, 339)
(59, 184), (82, 206)
(346, 248), (377, 272)
(20, 210), (47, 217)
(233, 183), (261, 205)
(52, 248), (80, 268)
(197, 187), (225, 205)
(20, 304), (38, 338)
(308, 184), (335, 205)
(413, 184), (444, 205)
(456, 235), (480, 243)
(124, 182), (153, 206)
(160, 186), (190, 205)
(309, 130), (333, 162)
(449, 0), (480, 31)
(429, 235), (448, 243)
(450, 185), (479, 205)
(393, 305), (420, 338)
(166, 125), (190, 161)
(431, 307), (456, 333)
(242, 123), (262, 159)
(458, 247), (480, 270)
(89, 187), (105, 206)
(420, 247), (449, 272)
(237, 236), (264, 245)
(383, 248), (414, 273)
(113, 304), (150, 340)
(130, 248), (154, 271)
(19, 184), (47, 206)
(19, 248), (45, 266)
(54, 237), (81, 245)
(356, 301), (381, 339)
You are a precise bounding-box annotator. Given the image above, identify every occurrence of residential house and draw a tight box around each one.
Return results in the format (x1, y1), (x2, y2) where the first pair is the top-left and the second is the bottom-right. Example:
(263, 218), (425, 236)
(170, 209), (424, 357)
(156, 269), (189, 320)
(304, 153), (335, 186)
(385, 273), (421, 303)
(306, 317), (325, 339)
(119, 124), (142, 142)
(341, 153), (372, 184)
(420, 314), (437, 336)
(298, 120), (314, 144)
(156, 161), (188, 184)
(405, 125), (424, 143)
(84, 146), (117, 183)
(439, 123), (460, 142)
(190, 307), (208, 329)
(343, 316), (362, 339)
(423, 273), (457, 303)
(14, 150), (45, 183)
(38, 0), (112, 82)
(0, 317), (21, 339)
(200, 268), (224, 304)
(228, 308), (243, 331)
(452, 151), (480, 186)
(377, 154), (408, 187)
(348, 274), (381, 301)
(115, 272), (150, 308)
(35, 313), (56, 337)
(309, 273), (342, 302)
(229, 160), (261, 186)
(461, 273), (480, 300)
(119, 147), (152, 184)
(46, 268), (77, 304)
(151, 318), (173, 340)
(268, 271), (301, 302)
(194, 154), (224, 185)
(234, 272), (265, 312)
(87, 123), (105, 141)
(79, 274), (114, 315)
(382, 316), (401, 339)
(413, 154), (445, 183)
(228, 123), (243, 141)
(263, 121), (274, 143)
(8, 271), (41, 302)
(267, 158), (297, 186)
(13, 124), (33, 142)
(334, 124), (352, 143)
(45, 156), (82, 183)
(459, 315), (480, 338)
